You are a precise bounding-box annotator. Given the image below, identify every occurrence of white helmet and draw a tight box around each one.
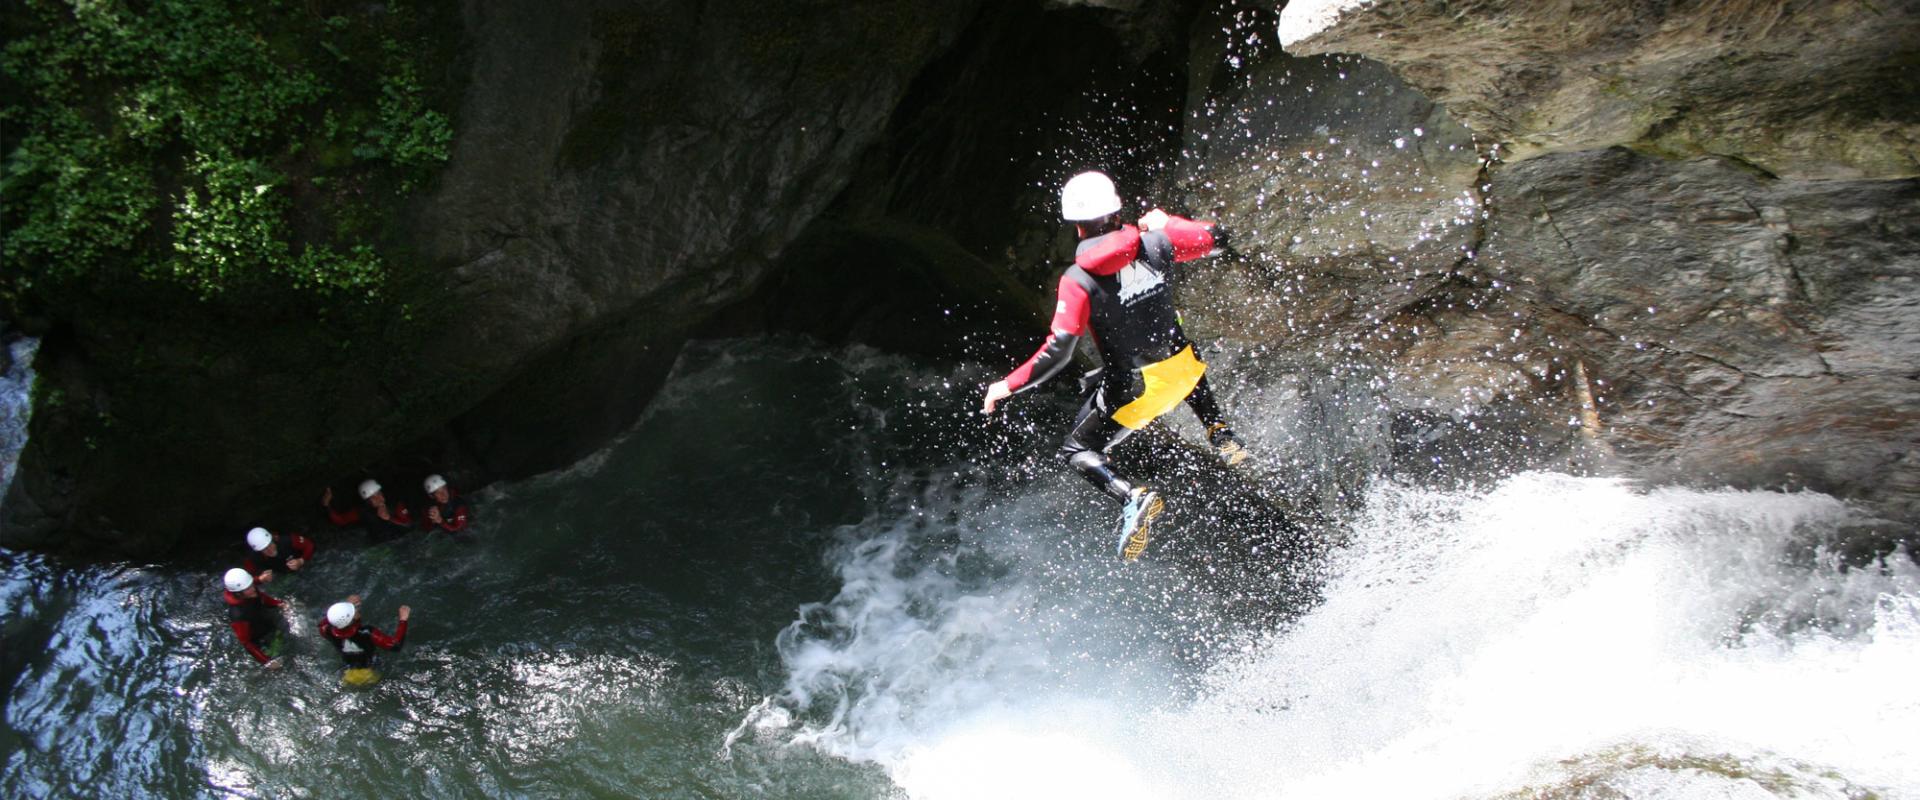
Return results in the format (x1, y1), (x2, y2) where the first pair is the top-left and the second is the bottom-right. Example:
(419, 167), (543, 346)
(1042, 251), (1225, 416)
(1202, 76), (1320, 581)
(223, 568), (254, 593)
(357, 479), (382, 500)
(1061, 170), (1122, 221)
(245, 527), (273, 552)
(326, 601), (358, 629)
(423, 474), (447, 494)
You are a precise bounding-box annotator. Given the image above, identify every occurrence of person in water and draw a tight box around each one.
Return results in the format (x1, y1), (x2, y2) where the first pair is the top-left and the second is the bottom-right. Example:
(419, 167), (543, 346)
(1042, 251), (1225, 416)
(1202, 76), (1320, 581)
(240, 526), (314, 584)
(318, 596), (410, 684)
(981, 170), (1237, 561)
(321, 479), (415, 542)
(419, 473), (471, 535)
(221, 568), (286, 669)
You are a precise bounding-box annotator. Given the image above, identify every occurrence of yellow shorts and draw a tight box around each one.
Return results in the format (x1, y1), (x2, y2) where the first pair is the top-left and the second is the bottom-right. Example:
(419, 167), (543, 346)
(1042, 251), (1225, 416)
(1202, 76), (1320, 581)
(1112, 346), (1207, 430)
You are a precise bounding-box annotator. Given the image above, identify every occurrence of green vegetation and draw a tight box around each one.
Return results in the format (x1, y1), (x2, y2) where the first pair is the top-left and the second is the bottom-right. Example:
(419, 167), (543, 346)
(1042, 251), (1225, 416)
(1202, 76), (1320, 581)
(0, 0), (463, 543)
(1, 0), (452, 303)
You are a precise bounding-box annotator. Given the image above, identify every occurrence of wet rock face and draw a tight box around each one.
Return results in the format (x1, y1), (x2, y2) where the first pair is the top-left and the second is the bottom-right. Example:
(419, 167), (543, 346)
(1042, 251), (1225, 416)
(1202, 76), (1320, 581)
(1242, 1), (1920, 519)
(412, 0), (983, 478)
(1171, 5), (1483, 348)
(1281, 0), (1920, 180)
(1482, 149), (1920, 513)
(1160, 5), (1575, 495)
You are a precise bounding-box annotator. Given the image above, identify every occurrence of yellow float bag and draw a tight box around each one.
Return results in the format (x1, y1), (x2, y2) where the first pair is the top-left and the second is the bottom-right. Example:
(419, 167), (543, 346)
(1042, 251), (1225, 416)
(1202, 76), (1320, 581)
(342, 668), (380, 687)
(1112, 346), (1206, 430)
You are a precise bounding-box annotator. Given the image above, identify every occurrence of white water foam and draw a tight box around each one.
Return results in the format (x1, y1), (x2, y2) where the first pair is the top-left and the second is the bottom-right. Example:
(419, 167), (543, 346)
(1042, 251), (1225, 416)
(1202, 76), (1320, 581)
(1158, 474), (1920, 798)
(756, 470), (1920, 799)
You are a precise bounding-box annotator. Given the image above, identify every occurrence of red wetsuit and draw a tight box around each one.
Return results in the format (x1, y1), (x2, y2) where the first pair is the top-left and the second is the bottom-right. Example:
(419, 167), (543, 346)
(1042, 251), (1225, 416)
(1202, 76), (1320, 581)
(422, 490), (471, 534)
(318, 619), (408, 668)
(999, 215), (1227, 501)
(327, 500), (415, 543)
(1002, 216), (1222, 393)
(224, 589), (285, 664)
(242, 533), (315, 577)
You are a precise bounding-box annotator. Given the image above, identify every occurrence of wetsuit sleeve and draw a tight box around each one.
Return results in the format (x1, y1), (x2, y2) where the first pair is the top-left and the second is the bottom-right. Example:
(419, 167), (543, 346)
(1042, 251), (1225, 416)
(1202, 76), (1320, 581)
(369, 622), (407, 650)
(1002, 274), (1090, 394)
(259, 592), (285, 609)
(230, 622), (272, 664)
(1161, 216), (1221, 262)
(441, 504), (470, 533)
(290, 535), (315, 560)
(327, 505), (361, 526)
(394, 505), (414, 526)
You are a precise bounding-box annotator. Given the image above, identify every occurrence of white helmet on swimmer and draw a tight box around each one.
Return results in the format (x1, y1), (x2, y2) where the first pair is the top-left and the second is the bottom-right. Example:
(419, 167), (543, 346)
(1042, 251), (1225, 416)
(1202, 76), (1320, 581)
(326, 601), (358, 629)
(223, 568), (254, 593)
(1061, 170), (1122, 221)
(357, 479), (382, 500)
(423, 474), (447, 494)
(245, 527), (272, 552)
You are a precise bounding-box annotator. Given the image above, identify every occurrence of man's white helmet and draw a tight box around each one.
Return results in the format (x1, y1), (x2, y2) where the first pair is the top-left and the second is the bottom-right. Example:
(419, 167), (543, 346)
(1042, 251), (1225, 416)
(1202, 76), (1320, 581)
(223, 568), (254, 593)
(245, 527), (273, 552)
(357, 479), (382, 500)
(1060, 170), (1123, 221)
(326, 602), (357, 629)
(423, 474), (447, 494)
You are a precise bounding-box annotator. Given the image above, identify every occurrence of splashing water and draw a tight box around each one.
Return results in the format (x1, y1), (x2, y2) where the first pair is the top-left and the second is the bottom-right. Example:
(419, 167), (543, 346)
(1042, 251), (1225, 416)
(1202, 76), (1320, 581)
(752, 467), (1920, 798)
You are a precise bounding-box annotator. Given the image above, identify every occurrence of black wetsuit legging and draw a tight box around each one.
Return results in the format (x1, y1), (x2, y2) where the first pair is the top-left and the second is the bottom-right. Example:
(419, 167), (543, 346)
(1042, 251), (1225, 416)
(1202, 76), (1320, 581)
(1186, 373), (1229, 430)
(1059, 361), (1227, 503)
(1060, 366), (1155, 502)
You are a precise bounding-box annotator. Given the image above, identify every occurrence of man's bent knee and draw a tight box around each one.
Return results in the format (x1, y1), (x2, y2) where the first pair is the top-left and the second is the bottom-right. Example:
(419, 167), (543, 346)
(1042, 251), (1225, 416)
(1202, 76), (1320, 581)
(1065, 449), (1133, 501)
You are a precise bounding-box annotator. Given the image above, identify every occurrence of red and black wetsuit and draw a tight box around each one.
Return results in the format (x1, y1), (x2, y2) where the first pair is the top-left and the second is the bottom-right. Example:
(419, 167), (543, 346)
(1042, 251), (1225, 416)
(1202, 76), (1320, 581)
(422, 491), (471, 534)
(327, 500), (415, 543)
(224, 589), (285, 665)
(318, 619), (408, 669)
(242, 533), (315, 577)
(1002, 216), (1226, 500)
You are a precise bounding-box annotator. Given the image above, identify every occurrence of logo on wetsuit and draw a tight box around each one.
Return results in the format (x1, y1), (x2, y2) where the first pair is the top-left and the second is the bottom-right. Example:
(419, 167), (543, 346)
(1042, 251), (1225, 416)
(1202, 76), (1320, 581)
(1115, 261), (1166, 305)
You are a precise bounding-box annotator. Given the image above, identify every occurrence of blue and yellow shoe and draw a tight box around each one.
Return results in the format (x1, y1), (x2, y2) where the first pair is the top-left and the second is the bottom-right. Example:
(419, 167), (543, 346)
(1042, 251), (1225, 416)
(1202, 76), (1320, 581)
(1116, 487), (1164, 561)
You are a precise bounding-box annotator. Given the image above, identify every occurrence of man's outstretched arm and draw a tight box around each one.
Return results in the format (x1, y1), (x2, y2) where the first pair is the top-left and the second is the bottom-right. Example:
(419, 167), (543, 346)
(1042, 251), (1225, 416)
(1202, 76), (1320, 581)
(983, 274), (1091, 414)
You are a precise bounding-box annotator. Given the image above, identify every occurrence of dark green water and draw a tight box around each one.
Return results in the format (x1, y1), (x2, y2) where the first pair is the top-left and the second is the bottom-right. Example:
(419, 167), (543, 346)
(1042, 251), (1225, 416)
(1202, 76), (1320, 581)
(2, 338), (964, 798)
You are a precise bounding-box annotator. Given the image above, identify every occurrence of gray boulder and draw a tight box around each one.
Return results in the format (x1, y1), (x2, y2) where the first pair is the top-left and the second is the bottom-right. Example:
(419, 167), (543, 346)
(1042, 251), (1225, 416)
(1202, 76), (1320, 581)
(1280, 0), (1920, 180)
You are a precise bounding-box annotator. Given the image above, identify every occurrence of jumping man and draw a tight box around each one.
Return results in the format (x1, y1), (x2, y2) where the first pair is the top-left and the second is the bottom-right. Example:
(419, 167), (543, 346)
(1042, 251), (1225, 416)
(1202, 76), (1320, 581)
(982, 170), (1237, 561)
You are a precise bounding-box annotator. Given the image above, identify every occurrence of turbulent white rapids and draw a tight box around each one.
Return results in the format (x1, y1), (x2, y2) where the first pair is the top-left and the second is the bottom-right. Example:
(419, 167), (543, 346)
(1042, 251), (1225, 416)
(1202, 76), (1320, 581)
(750, 442), (1920, 797)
